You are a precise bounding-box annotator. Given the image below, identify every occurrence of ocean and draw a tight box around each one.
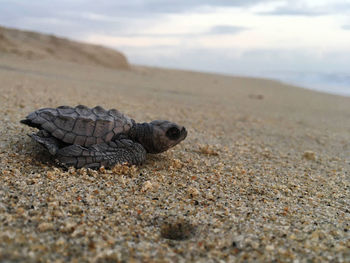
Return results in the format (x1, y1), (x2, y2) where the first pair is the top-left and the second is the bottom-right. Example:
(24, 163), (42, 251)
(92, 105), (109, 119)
(255, 71), (350, 97)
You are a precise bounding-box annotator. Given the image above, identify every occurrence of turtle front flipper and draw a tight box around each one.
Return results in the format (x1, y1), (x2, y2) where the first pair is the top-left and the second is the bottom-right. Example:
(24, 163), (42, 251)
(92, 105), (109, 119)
(56, 139), (147, 169)
(29, 130), (61, 155)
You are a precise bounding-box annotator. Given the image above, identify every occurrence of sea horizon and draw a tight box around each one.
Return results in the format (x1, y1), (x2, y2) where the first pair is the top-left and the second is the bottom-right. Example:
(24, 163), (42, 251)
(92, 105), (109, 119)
(255, 71), (350, 97)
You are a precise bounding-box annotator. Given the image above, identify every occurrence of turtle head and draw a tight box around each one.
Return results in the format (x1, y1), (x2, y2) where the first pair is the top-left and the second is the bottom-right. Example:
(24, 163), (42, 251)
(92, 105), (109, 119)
(136, 120), (187, 153)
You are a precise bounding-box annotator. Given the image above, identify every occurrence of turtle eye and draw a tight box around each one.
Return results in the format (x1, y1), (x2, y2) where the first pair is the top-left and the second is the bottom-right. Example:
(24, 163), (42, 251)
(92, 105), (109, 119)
(166, 127), (180, 140)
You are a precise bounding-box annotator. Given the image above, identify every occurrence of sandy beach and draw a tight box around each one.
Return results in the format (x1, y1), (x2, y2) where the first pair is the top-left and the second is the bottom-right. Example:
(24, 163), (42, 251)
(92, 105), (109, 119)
(0, 27), (349, 262)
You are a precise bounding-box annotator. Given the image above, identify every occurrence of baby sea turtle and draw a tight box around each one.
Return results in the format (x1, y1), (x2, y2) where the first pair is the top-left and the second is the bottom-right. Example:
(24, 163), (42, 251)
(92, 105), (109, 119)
(21, 105), (187, 169)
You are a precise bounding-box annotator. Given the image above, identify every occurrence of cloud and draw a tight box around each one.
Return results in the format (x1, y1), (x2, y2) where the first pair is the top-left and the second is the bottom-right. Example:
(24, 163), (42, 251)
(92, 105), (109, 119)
(85, 0), (277, 15)
(82, 23), (249, 49)
(342, 25), (350, 30)
(129, 0), (276, 14)
(259, 7), (327, 16)
(207, 25), (247, 35)
(0, 0), (269, 37)
(257, 1), (350, 16)
(0, 0), (276, 20)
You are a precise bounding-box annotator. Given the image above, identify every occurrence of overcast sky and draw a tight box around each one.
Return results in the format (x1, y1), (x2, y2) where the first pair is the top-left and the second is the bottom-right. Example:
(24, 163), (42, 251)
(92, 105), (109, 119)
(1, 0), (350, 78)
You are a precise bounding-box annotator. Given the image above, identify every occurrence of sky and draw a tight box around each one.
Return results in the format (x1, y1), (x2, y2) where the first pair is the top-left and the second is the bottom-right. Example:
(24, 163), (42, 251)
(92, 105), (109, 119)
(1, 0), (350, 95)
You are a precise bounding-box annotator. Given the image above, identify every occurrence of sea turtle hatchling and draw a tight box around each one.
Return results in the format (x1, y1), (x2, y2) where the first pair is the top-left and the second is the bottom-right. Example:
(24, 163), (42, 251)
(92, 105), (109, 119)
(21, 105), (187, 169)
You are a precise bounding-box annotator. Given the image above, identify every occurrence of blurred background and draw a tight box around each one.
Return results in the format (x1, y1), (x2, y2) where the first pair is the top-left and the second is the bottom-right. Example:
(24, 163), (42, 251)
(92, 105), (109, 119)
(1, 0), (350, 96)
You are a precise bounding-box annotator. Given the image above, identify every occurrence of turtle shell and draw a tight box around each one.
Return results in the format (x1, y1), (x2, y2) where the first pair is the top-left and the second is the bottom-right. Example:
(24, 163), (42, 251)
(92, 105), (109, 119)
(24, 105), (134, 147)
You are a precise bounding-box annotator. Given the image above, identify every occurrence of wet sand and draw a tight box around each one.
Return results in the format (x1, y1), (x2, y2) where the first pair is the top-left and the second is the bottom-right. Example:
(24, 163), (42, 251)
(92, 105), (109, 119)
(0, 53), (349, 262)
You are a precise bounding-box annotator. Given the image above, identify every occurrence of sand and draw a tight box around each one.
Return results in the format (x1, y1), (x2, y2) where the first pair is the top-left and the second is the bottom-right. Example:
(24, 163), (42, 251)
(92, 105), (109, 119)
(0, 28), (350, 262)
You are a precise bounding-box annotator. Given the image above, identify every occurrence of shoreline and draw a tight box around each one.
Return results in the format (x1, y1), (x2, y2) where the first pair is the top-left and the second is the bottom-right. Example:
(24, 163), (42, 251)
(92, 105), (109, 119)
(131, 64), (350, 98)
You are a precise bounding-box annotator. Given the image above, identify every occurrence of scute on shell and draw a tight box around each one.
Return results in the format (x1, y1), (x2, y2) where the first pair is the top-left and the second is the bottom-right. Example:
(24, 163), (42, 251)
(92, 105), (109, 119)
(92, 106), (107, 115)
(75, 105), (92, 116)
(54, 115), (75, 131)
(63, 132), (76, 143)
(108, 109), (122, 118)
(57, 106), (78, 116)
(73, 118), (95, 136)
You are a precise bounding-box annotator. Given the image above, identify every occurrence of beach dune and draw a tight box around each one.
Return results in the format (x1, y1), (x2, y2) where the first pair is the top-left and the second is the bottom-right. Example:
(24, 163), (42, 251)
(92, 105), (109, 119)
(0, 26), (129, 69)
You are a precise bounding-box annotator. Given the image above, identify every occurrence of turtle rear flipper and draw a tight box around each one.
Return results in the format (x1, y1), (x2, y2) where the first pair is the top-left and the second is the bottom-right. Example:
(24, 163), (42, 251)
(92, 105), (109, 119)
(56, 139), (146, 169)
(29, 130), (60, 155)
